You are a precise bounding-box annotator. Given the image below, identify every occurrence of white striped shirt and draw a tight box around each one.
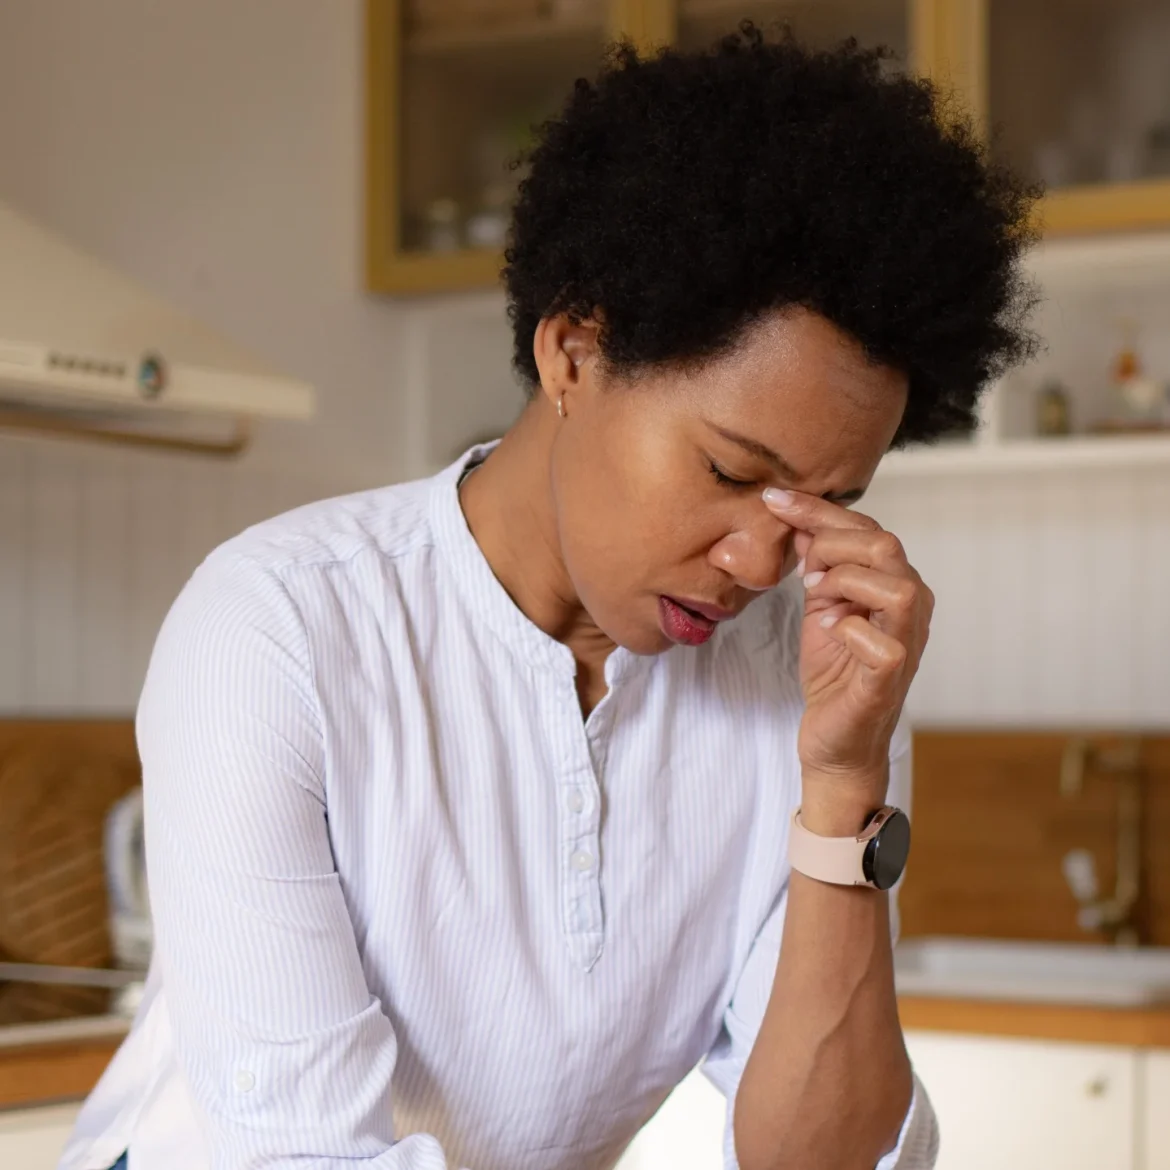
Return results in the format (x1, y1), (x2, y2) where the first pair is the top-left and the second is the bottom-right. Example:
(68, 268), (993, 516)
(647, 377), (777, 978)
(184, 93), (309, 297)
(60, 446), (937, 1170)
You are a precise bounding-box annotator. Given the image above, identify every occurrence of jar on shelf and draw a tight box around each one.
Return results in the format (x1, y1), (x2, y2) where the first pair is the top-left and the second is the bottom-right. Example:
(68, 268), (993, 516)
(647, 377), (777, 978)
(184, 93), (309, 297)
(464, 181), (513, 250)
(1035, 380), (1072, 437)
(422, 197), (462, 253)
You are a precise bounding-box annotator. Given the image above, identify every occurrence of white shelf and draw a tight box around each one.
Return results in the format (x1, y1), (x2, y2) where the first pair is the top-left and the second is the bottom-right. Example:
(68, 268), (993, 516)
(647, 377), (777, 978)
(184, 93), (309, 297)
(876, 433), (1170, 478)
(0, 1013), (130, 1049)
(1025, 230), (1170, 291)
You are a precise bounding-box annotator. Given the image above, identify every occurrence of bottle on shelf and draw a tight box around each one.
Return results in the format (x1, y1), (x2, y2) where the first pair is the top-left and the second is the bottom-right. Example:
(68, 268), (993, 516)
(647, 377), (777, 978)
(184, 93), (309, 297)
(1035, 380), (1072, 437)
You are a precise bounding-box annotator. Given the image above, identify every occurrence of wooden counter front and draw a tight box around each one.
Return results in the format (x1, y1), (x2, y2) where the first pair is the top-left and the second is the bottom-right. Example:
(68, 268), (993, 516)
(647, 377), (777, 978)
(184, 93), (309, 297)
(899, 995), (1170, 1049)
(0, 1035), (121, 1110)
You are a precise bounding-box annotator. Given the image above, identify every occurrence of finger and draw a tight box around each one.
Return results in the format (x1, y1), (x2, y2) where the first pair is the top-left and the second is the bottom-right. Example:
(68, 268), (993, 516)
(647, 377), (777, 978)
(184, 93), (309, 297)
(801, 528), (913, 577)
(804, 596), (866, 621)
(821, 613), (909, 674)
(792, 530), (814, 574)
(762, 488), (880, 535)
(803, 564), (923, 638)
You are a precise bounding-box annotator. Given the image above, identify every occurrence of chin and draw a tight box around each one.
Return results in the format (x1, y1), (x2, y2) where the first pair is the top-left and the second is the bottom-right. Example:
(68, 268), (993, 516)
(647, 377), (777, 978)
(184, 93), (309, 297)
(594, 610), (672, 656)
(621, 628), (674, 656)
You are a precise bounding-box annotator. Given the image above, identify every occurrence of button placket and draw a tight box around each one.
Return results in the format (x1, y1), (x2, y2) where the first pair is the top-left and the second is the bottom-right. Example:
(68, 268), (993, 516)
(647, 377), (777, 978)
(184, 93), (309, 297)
(552, 683), (605, 970)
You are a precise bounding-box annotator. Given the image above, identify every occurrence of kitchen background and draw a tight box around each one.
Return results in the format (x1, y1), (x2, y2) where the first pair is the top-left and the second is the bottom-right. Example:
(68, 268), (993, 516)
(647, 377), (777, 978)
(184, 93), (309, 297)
(1, 1), (1169, 1168)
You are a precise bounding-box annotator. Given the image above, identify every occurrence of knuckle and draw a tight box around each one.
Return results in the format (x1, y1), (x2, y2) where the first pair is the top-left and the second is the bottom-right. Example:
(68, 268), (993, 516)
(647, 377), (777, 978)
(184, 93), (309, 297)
(876, 531), (905, 562)
(893, 579), (917, 609)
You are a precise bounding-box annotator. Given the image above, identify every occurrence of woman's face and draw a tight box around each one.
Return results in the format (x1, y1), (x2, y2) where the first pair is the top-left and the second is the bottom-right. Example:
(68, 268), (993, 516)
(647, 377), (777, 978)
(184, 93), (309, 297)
(537, 306), (909, 655)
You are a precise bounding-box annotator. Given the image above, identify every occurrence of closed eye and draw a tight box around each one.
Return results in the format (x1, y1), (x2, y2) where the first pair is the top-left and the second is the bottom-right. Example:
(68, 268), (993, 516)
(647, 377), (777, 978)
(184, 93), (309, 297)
(707, 460), (757, 489)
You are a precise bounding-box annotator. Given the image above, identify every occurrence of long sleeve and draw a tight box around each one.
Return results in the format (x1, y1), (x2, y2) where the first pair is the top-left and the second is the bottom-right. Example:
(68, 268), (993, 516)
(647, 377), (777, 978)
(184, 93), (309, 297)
(701, 725), (939, 1170)
(139, 550), (468, 1170)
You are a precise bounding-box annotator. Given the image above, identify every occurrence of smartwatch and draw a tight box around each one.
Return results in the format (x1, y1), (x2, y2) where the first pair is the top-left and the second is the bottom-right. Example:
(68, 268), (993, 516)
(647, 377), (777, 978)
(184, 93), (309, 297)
(789, 806), (911, 891)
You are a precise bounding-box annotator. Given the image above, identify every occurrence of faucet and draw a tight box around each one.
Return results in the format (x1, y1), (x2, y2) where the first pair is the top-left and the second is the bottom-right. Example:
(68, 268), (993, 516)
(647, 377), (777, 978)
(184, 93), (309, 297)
(1060, 736), (1144, 947)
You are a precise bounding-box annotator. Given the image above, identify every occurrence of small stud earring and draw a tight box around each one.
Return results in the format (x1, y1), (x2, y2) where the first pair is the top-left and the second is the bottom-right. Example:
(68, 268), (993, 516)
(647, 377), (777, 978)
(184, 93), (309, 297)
(556, 396), (565, 419)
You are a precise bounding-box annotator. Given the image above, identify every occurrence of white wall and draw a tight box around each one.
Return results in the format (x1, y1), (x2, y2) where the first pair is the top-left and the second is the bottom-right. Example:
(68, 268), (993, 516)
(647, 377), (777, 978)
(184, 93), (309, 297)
(0, 0), (424, 711)
(0, 0), (408, 484)
(0, 0), (1168, 726)
(866, 463), (1170, 727)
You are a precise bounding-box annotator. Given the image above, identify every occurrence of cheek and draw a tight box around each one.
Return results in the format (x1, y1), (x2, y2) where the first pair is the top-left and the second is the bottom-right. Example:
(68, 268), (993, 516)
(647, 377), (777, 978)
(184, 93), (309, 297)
(553, 421), (705, 588)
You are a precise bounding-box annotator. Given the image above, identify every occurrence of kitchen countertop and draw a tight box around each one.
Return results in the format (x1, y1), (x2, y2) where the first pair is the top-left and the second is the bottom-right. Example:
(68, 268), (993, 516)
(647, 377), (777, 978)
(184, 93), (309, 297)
(3, 998), (1170, 1113)
(898, 994), (1170, 1048)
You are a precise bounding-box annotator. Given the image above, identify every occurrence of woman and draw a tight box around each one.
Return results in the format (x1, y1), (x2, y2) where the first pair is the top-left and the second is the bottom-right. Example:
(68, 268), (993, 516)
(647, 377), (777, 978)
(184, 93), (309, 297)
(62, 26), (1035, 1170)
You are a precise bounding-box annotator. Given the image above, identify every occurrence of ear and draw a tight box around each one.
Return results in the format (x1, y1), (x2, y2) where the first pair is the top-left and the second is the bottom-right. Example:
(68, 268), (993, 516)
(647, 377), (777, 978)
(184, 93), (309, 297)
(532, 314), (602, 415)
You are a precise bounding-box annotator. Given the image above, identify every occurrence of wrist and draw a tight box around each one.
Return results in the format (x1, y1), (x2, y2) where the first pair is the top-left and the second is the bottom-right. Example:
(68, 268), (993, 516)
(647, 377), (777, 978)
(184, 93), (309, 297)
(799, 766), (890, 836)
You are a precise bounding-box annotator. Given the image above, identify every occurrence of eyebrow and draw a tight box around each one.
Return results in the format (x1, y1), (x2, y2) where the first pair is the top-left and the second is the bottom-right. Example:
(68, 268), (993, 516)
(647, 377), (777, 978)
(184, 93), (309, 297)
(707, 423), (867, 506)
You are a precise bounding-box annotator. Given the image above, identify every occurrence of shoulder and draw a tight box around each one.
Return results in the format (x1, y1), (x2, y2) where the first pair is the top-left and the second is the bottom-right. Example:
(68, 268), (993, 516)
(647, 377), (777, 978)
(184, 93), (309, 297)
(212, 474), (437, 583)
(173, 474), (439, 625)
(146, 475), (441, 691)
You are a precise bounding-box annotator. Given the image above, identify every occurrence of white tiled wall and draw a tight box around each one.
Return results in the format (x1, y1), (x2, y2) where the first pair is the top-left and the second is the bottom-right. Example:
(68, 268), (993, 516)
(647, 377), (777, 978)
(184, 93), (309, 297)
(1, 0), (1168, 729)
(0, 434), (356, 713)
(3, 425), (1167, 722)
(864, 464), (1170, 727)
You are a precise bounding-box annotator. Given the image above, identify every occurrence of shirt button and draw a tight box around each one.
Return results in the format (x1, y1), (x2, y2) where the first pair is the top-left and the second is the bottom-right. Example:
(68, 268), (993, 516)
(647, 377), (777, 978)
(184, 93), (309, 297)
(234, 1070), (256, 1093)
(568, 790), (586, 814)
(572, 849), (594, 873)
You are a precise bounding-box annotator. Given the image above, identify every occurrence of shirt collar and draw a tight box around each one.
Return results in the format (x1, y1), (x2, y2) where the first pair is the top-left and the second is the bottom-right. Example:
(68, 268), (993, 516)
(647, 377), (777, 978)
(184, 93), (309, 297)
(429, 444), (600, 678)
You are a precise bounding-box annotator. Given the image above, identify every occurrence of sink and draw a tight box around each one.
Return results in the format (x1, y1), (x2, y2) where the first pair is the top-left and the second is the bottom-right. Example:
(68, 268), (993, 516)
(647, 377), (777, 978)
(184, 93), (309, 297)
(894, 936), (1170, 1007)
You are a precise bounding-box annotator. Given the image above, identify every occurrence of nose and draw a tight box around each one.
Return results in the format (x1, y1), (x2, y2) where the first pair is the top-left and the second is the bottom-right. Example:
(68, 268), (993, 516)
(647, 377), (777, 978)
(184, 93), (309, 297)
(708, 512), (793, 592)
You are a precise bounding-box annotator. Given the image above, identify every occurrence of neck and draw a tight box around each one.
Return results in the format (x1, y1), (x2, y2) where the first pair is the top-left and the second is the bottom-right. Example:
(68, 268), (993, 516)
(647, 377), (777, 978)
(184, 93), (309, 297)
(458, 400), (615, 705)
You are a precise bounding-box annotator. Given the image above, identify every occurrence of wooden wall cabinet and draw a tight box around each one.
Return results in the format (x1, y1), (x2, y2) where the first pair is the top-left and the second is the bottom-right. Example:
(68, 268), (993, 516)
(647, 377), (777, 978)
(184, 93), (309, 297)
(924, 0), (1170, 237)
(366, 0), (1169, 295)
(364, 0), (935, 295)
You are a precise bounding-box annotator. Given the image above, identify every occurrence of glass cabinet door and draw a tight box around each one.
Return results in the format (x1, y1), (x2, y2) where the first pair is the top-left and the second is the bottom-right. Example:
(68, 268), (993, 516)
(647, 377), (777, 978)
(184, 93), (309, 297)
(676, 0), (910, 67)
(368, 0), (611, 293)
(989, 0), (1170, 191)
(986, 0), (1170, 232)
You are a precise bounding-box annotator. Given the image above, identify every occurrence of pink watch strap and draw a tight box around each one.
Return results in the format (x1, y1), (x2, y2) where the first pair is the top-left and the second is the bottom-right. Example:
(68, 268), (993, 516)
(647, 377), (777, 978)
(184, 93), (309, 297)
(789, 806), (895, 887)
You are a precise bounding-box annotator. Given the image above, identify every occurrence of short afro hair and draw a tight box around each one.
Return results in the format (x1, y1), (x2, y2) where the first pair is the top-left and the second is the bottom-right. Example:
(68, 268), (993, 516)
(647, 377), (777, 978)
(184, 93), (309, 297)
(503, 24), (1039, 447)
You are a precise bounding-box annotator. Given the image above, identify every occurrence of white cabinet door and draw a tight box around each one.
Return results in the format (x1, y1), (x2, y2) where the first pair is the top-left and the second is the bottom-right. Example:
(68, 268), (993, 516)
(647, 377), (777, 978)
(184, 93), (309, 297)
(0, 1102), (82, 1170)
(615, 1066), (726, 1170)
(1141, 1050), (1170, 1170)
(907, 1030), (1137, 1170)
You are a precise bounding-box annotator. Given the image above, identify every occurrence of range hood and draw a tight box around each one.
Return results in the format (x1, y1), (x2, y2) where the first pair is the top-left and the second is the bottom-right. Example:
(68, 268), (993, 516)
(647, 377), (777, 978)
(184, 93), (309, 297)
(0, 200), (315, 457)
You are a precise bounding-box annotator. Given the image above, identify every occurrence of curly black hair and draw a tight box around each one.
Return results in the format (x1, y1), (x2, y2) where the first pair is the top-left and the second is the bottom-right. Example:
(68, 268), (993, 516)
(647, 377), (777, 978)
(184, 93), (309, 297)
(503, 24), (1040, 447)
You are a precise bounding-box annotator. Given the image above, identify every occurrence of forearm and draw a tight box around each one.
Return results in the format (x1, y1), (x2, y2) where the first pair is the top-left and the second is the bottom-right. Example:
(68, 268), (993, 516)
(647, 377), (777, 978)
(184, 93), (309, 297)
(733, 776), (913, 1170)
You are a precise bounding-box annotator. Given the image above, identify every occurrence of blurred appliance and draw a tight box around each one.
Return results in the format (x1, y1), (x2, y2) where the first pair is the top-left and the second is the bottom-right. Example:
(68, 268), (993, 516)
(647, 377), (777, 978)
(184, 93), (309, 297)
(0, 200), (315, 455)
(104, 788), (151, 969)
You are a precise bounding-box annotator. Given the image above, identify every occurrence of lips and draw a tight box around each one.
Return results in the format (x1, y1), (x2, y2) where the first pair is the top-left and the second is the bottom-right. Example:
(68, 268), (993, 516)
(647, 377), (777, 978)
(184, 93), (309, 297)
(658, 595), (735, 646)
(669, 597), (738, 623)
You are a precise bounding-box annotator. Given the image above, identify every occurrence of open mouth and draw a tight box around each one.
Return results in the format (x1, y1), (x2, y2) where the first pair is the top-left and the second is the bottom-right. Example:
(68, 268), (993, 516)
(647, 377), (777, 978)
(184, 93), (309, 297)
(658, 596), (719, 646)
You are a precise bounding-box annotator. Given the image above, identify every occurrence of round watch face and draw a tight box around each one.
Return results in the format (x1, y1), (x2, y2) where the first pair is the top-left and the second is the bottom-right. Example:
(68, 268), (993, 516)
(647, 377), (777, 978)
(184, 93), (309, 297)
(863, 810), (911, 891)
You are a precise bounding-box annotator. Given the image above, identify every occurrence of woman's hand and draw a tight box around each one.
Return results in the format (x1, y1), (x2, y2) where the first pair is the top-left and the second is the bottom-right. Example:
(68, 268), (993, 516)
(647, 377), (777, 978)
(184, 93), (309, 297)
(763, 489), (933, 801)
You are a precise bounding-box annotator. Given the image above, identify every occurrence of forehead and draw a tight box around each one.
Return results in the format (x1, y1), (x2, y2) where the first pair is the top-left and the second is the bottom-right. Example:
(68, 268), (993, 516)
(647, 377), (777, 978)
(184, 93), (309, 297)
(677, 308), (908, 482)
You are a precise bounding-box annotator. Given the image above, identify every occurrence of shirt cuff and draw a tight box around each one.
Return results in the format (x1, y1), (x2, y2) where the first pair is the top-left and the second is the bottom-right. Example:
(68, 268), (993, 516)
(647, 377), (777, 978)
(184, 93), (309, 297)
(875, 1074), (939, 1170)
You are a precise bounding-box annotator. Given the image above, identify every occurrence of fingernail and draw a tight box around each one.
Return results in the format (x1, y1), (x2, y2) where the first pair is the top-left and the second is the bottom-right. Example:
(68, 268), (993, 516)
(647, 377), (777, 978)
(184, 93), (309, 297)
(794, 557), (806, 577)
(763, 487), (794, 508)
(819, 612), (840, 629)
(803, 571), (825, 589)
